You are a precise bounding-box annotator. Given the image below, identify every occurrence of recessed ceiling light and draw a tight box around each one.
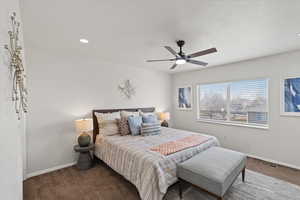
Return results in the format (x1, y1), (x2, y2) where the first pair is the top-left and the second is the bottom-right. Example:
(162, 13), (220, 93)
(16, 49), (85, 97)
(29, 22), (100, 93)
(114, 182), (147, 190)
(79, 38), (89, 44)
(298, 33), (300, 36)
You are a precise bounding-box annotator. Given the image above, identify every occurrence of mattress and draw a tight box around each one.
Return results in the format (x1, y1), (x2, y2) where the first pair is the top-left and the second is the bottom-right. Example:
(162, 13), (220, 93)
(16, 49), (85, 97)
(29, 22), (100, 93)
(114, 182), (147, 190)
(94, 127), (219, 200)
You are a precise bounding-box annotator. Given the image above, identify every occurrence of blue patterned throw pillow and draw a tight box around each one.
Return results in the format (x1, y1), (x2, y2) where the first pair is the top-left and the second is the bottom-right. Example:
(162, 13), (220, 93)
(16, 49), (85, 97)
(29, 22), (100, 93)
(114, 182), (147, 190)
(141, 122), (161, 136)
(142, 114), (158, 123)
(127, 115), (143, 136)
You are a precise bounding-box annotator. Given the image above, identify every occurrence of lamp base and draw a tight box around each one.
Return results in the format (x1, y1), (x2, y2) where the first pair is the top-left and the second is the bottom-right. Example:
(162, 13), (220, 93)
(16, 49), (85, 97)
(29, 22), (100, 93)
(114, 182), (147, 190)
(78, 132), (91, 147)
(161, 120), (169, 127)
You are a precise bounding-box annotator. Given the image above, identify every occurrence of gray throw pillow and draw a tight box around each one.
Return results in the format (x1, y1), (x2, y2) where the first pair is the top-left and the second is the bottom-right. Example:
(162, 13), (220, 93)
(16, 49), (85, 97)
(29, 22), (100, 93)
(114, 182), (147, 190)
(141, 122), (161, 136)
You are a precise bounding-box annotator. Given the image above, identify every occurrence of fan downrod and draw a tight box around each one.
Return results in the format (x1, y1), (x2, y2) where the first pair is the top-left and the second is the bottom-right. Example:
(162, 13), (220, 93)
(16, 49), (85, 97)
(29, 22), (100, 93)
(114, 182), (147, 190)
(176, 40), (185, 56)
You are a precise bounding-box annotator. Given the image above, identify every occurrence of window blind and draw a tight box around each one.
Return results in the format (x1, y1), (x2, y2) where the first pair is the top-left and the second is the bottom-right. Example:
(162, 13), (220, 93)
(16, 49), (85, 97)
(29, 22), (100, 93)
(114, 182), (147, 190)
(198, 79), (268, 127)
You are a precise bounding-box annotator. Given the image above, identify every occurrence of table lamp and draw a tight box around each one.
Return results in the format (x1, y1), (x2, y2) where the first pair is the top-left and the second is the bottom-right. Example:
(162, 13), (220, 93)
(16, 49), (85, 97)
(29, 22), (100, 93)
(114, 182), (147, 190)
(75, 118), (93, 147)
(159, 112), (170, 127)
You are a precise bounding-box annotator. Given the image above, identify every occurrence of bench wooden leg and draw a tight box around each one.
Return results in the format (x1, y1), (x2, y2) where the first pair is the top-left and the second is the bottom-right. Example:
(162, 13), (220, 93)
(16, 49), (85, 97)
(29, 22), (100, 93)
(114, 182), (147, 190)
(179, 179), (183, 199)
(242, 167), (246, 182)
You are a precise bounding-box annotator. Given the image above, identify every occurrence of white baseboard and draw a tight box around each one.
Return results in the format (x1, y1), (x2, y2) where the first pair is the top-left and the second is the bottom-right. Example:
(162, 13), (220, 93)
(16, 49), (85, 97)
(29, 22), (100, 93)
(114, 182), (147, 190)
(25, 162), (76, 180)
(247, 154), (300, 170)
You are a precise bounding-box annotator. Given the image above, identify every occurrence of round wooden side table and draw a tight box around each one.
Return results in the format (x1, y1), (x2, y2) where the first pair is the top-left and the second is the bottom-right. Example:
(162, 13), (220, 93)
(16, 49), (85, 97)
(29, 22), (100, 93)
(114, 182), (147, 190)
(74, 144), (95, 170)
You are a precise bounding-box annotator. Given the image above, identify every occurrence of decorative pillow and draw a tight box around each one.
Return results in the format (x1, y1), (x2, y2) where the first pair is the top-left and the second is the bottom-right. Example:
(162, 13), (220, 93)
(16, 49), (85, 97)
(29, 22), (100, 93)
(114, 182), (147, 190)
(141, 122), (161, 136)
(121, 111), (139, 119)
(99, 120), (119, 136)
(116, 118), (130, 136)
(95, 112), (121, 121)
(127, 115), (143, 136)
(95, 112), (121, 136)
(139, 111), (156, 116)
(142, 114), (158, 123)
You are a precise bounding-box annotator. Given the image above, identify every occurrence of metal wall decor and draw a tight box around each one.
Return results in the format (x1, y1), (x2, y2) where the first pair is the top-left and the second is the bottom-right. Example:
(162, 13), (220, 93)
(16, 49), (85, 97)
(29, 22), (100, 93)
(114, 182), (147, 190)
(118, 80), (136, 99)
(4, 12), (28, 119)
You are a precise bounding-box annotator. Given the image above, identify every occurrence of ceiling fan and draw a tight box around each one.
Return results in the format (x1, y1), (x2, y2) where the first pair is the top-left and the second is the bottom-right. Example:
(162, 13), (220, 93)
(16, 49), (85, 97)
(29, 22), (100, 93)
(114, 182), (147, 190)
(147, 40), (217, 70)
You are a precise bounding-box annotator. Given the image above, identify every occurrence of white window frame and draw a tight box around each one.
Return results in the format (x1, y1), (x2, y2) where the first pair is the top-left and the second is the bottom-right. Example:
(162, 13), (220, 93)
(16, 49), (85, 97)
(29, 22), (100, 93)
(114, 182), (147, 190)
(196, 78), (269, 129)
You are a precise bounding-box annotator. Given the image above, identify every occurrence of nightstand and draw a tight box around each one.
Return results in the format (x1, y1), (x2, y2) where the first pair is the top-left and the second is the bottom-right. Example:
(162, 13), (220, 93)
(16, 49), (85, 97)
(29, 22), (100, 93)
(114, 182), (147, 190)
(74, 144), (95, 170)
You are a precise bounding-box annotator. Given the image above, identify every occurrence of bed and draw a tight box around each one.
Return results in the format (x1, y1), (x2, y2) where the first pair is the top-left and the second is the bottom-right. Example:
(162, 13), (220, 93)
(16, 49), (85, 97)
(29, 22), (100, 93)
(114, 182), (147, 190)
(92, 108), (220, 200)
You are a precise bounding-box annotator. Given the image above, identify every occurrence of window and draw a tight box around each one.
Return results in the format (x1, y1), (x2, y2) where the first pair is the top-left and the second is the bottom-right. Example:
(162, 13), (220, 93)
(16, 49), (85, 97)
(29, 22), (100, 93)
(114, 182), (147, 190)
(198, 82), (228, 121)
(197, 79), (268, 128)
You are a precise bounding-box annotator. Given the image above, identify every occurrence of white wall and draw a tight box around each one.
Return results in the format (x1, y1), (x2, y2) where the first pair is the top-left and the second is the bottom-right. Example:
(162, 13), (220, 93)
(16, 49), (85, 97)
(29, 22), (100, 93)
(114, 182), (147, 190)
(25, 50), (171, 174)
(0, 0), (25, 199)
(172, 50), (300, 169)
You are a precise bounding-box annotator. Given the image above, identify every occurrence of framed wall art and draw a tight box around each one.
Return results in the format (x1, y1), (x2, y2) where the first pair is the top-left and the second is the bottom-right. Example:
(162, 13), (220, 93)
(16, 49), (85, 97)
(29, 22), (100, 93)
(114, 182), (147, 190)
(177, 86), (192, 110)
(281, 76), (300, 116)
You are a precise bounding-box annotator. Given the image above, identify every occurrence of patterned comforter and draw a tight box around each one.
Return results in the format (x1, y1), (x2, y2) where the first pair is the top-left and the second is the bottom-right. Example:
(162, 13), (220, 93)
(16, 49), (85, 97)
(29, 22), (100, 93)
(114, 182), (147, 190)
(94, 127), (219, 200)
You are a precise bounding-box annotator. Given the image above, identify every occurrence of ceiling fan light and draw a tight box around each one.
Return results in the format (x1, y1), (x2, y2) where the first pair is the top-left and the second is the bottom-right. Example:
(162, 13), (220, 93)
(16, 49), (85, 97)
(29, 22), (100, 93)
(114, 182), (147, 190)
(175, 59), (186, 65)
(79, 38), (89, 44)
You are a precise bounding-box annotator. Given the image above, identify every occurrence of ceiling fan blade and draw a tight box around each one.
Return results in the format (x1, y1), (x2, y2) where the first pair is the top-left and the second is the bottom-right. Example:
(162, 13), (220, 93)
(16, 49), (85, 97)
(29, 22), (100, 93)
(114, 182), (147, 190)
(147, 58), (175, 62)
(187, 48), (217, 58)
(164, 46), (179, 57)
(187, 59), (208, 66)
(170, 63), (177, 70)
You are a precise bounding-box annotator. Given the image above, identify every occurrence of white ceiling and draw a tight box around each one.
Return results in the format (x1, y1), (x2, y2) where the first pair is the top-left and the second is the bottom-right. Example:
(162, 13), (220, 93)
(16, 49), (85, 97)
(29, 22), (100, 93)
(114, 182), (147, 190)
(21, 0), (300, 73)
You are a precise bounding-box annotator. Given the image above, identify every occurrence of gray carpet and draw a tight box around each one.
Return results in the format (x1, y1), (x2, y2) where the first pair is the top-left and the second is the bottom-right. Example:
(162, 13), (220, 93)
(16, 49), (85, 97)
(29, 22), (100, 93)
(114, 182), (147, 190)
(165, 170), (300, 200)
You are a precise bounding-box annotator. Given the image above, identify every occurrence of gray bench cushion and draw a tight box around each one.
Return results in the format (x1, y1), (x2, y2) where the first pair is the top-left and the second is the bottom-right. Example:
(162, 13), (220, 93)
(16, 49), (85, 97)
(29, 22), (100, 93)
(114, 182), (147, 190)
(177, 147), (246, 196)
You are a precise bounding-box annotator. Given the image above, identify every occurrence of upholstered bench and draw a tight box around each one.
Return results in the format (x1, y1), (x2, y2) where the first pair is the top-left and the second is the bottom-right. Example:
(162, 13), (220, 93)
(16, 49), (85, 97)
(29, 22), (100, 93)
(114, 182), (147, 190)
(177, 147), (246, 200)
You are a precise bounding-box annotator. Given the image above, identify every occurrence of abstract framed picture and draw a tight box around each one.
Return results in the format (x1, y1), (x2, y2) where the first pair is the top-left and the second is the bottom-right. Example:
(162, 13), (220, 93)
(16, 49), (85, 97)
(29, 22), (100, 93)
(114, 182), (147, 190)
(281, 77), (300, 116)
(177, 86), (192, 110)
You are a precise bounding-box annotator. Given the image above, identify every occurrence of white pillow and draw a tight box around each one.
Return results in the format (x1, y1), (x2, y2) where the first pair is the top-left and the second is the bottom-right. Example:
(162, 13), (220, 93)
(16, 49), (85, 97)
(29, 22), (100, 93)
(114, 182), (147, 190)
(95, 112), (121, 136)
(95, 112), (121, 121)
(120, 110), (139, 119)
(99, 120), (119, 136)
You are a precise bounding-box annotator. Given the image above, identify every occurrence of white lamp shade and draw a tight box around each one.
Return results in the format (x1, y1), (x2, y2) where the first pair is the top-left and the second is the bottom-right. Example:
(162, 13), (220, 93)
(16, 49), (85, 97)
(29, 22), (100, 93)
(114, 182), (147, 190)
(159, 112), (170, 121)
(75, 118), (93, 133)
